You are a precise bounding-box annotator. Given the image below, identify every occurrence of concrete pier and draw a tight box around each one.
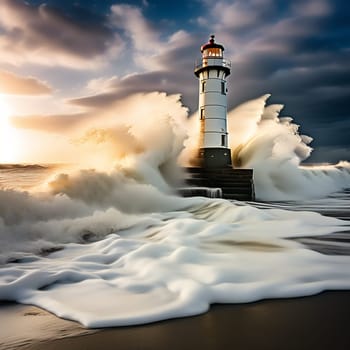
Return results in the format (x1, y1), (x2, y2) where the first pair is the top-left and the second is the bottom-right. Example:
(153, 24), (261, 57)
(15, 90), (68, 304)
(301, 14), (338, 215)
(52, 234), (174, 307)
(183, 167), (255, 201)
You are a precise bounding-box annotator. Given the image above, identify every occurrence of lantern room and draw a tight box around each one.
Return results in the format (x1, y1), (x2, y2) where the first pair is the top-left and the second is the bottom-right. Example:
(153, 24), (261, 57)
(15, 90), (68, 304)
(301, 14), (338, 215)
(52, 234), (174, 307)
(201, 35), (224, 58)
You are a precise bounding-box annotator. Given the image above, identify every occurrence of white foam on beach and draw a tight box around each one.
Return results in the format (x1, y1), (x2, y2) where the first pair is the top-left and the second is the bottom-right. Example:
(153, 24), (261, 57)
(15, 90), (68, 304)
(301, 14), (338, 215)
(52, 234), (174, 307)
(1, 195), (350, 327)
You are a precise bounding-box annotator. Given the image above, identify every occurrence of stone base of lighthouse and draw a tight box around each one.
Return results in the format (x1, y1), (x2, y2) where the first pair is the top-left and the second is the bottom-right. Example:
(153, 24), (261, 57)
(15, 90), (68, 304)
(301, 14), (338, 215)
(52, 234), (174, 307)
(198, 147), (232, 168)
(180, 166), (255, 201)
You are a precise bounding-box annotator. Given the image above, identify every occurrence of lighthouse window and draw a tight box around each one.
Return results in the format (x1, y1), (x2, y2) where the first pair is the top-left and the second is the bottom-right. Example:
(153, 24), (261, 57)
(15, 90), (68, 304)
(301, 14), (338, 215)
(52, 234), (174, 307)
(221, 82), (226, 95)
(200, 108), (204, 120)
(203, 48), (222, 57)
(221, 135), (226, 146)
(201, 81), (206, 92)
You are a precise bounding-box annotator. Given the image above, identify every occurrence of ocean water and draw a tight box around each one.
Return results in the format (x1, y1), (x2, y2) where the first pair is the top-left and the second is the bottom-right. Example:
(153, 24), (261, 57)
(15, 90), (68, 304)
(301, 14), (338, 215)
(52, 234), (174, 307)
(0, 163), (350, 330)
(0, 93), (350, 332)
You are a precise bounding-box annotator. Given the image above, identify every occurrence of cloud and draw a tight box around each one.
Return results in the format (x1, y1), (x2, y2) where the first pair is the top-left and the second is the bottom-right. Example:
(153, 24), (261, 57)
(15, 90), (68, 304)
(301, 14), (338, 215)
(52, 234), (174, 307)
(111, 4), (160, 54)
(11, 92), (188, 136)
(0, 70), (52, 95)
(11, 113), (87, 133)
(68, 27), (200, 111)
(0, 0), (123, 68)
(110, 4), (166, 70)
(198, 0), (276, 34)
(291, 0), (332, 17)
(69, 69), (197, 111)
(210, 2), (262, 30)
(310, 119), (350, 148)
(110, 4), (196, 71)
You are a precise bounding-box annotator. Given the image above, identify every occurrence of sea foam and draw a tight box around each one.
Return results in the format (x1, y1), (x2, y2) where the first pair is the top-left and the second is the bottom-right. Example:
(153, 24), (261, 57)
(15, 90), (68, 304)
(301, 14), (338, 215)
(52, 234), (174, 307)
(1, 197), (350, 327)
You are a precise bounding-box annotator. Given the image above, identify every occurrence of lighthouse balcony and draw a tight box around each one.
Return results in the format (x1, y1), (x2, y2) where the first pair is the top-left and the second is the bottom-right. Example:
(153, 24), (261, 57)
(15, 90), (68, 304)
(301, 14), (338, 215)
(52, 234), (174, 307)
(194, 58), (231, 76)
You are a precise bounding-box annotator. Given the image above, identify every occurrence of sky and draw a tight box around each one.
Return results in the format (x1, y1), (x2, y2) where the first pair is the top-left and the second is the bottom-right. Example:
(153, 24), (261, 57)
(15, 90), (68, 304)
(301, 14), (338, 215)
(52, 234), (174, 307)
(0, 0), (349, 163)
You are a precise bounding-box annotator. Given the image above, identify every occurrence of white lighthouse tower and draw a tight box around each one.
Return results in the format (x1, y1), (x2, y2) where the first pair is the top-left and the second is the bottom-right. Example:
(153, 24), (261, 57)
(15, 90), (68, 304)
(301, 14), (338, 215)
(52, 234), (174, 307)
(194, 35), (232, 168)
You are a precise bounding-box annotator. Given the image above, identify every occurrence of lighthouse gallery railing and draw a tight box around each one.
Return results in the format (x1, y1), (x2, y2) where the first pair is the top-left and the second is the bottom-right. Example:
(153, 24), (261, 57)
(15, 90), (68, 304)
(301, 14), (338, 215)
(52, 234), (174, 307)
(194, 58), (231, 70)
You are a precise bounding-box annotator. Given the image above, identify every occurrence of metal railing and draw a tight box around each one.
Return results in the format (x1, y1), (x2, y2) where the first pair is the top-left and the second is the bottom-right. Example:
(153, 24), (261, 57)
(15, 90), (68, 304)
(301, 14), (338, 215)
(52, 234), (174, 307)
(194, 58), (231, 70)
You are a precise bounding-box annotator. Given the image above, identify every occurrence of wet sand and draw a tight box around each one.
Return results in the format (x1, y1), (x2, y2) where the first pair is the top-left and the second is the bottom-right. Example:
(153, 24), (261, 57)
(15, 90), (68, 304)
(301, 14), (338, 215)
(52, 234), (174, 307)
(4, 291), (349, 350)
(0, 302), (94, 350)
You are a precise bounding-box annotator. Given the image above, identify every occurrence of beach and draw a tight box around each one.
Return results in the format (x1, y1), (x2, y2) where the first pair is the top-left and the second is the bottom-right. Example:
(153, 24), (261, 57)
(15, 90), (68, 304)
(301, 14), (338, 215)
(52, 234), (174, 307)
(1, 291), (349, 350)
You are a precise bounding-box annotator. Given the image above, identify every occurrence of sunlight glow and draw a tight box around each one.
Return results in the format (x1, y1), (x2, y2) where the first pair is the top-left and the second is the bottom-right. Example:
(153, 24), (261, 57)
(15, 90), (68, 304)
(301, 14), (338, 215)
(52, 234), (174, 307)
(0, 95), (17, 163)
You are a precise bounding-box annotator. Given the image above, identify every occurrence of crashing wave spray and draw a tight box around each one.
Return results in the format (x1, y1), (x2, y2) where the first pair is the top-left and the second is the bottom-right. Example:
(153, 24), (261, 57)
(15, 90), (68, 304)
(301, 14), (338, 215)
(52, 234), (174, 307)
(226, 95), (350, 200)
(8, 91), (349, 201)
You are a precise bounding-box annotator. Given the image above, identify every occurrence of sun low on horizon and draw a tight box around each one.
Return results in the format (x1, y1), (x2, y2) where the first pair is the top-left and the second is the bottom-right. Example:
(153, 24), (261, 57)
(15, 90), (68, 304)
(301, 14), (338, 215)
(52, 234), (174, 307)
(0, 90), (83, 165)
(0, 95), (18, 163)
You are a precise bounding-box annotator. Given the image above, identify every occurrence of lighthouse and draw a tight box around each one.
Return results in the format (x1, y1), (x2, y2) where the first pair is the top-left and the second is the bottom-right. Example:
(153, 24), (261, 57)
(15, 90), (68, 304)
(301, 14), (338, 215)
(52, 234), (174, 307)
(194, 35), (232, 168)
(182, 36), (254, 201)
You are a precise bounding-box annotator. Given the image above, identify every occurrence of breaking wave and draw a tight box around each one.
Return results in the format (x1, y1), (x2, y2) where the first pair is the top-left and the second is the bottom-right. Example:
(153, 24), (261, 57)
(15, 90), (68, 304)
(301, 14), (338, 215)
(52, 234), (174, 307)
(226, 94), (350, 200)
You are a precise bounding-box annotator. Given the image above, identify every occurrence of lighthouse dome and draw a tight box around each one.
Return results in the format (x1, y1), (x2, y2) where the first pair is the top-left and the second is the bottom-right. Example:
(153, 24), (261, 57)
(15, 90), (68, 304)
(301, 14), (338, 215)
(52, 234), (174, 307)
(200, 35), (224, 56)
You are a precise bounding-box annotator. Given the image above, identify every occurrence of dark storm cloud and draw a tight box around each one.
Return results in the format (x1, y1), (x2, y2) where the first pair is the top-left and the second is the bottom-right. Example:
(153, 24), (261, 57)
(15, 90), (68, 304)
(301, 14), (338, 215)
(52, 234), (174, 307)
(308, 146), (350, 163)
(316, 121), (350, 147)
(69, 69), (198, 112)
(0, 70), (52, 95)
(238, 63), (350, 100)
(0, 0), (123, 68)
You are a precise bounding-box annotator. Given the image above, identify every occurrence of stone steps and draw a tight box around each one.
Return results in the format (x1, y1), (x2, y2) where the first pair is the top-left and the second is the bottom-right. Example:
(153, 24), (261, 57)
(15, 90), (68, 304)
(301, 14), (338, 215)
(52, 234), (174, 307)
(182, 167), (255, 201)
(186, 167), (253, 175)
(185, 178), (251, 186)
